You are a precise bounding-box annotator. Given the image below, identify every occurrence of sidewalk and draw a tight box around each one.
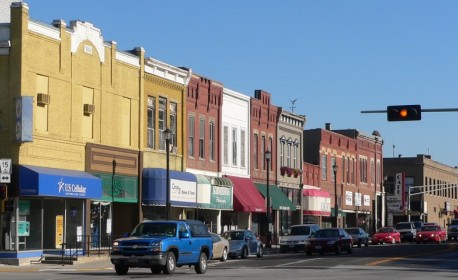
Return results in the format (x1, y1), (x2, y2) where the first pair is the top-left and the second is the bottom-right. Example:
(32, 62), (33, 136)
(0, 255), (112, 272)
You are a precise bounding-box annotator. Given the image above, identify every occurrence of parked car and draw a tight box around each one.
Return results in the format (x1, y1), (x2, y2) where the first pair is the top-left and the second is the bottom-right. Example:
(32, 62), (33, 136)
(279, 224), (320, 253)
(210, 233), (229, 262)
(447, 219), (458, 241)
(345, 227), (369, 247)
(371, 227), (401, 245)
(395, 222), (416, 242)
(221, 229), (263, 259)
(415, 225), (447, 244)
(305, 228), (353, 255)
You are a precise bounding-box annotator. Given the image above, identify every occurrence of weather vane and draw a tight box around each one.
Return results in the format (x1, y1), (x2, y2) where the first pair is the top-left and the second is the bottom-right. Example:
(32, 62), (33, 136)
(290, 99), (297, 113)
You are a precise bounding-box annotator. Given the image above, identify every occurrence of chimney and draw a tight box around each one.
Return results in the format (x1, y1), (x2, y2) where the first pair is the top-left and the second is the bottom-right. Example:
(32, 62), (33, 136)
(325, 123), (331, 130)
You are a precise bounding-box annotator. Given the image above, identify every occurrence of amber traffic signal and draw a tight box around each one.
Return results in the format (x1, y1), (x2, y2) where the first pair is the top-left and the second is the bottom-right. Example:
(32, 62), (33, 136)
(387, 105), (421, 121)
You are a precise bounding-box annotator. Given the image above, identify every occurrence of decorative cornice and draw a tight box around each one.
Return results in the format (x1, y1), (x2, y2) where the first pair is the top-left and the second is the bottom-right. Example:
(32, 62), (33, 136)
(143, 74), (186, 92)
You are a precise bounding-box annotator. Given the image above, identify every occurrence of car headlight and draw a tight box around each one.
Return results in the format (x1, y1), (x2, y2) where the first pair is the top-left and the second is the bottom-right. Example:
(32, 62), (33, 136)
(150, 242), (161, 252)
(112, 241), (120, 251)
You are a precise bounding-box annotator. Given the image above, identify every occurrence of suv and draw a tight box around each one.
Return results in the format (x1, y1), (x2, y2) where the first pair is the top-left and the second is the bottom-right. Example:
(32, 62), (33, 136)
(279, 224), (320, 253)
(395, 221), (416, 242)
(110, 220), (213, 275)
(447, 219), (458, 241)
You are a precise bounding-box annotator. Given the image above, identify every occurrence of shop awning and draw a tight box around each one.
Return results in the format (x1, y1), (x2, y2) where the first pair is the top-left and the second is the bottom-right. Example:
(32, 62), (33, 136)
(196, 174), (232, 210)
(225, 175), (265, 213)
(302, 187), (331, 216)
(331, 208), (347, 217)
(254, 183), (297, 211)
(204, 176), (233, 210)
(142, 168), (197, 208)
(19, 165), (103, 199)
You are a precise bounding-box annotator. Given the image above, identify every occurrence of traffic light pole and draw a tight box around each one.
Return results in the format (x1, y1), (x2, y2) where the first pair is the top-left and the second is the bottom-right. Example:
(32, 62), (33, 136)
(361, 108), (458, 113)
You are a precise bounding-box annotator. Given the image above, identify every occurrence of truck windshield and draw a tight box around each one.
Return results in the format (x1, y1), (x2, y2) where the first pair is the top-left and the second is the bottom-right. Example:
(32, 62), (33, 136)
(131, 223), (177, 237)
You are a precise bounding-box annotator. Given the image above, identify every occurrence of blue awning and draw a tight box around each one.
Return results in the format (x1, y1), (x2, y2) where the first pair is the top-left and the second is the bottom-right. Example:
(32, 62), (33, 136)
(142, 168), (197, 208)
(19, 165), (103, 199)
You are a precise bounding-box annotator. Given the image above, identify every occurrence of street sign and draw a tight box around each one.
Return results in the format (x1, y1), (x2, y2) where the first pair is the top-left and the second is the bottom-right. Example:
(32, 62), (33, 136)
(0, 159), (12, 174)
(0, 173), (11, 183)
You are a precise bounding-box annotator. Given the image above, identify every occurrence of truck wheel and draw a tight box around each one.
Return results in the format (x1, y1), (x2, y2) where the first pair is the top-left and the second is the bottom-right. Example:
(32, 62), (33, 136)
(114, 265), (129, 275)
(163, 252), (176, 275)
(194, 252), (208, 274)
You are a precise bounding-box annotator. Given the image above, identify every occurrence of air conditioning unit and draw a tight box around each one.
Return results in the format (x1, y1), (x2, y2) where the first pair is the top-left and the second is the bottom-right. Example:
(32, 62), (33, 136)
(83, 104), (95, 115)
(37, 93), (50, 105)
(171, 146), (177, 154)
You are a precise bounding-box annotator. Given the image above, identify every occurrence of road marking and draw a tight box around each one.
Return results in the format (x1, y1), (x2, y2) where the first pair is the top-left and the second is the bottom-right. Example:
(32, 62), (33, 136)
(366, 243), (457, 266)
(275, 258), (324, 267)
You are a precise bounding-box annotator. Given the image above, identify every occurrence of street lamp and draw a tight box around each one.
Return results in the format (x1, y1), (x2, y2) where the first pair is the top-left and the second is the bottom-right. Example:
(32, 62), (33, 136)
(265, 150), (271, 248)
(111, 159), (116, 239)
(332, 164), (338, 228)
(164, 128), (172, 220)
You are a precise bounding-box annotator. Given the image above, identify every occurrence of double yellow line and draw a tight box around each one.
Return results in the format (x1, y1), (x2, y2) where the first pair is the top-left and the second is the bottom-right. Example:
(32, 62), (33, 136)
(366, 243), (457, 266)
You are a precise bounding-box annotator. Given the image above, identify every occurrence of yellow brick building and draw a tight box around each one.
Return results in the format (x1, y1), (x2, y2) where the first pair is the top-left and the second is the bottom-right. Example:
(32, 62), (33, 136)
(0, 2), (190, 264)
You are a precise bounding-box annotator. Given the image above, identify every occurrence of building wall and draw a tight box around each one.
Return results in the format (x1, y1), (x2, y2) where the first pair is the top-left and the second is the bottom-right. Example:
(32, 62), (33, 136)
(276, 109), (305, 189)
(185, 74), (222, 175)
(5, 4), (141, 171)
(250, 90), (278, 183)
(141, 58), (190, 171)
(384, 154), (458, 227)
(221, 87), (250, 177)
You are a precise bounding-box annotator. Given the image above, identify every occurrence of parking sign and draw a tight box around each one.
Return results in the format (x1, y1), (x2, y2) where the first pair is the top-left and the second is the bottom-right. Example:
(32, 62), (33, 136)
(0, 159), (12, 174)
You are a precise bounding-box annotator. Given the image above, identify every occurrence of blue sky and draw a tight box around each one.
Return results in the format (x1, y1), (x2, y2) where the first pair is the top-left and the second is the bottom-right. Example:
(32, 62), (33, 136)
(24, 0), (458, 168)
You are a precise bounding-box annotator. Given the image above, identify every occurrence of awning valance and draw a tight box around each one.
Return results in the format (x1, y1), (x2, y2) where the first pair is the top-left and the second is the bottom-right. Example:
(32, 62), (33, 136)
(254, 183), (296, 211)
(142, 168), (197, 208)
(225, 175), (265, 213)
(19, 165), (102, 199)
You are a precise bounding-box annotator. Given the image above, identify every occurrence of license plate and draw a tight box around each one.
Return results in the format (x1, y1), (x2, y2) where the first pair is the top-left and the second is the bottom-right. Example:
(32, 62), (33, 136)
(315, 245), (321, 250)
(289, 245), (295, 248)
(129, 256), (138, 262)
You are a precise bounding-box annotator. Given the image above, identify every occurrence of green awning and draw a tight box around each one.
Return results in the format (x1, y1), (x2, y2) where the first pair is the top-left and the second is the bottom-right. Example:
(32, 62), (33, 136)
(330, 208), (347, 217)
(254, 183), (297, 211)
(211, 177), (233, 187)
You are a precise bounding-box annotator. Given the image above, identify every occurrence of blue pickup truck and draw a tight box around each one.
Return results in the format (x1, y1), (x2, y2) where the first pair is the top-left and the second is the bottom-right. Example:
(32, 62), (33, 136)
(110, 220), (213, 275)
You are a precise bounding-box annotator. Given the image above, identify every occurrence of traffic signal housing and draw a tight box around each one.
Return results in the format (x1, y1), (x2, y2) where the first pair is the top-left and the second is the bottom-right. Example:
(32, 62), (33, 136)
(387, 105), (421, 121)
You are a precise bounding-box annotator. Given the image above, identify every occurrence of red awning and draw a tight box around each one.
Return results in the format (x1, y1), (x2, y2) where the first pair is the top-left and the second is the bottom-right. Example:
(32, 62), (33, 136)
(225, 175), (266, 213)
(303, 188), (330, 198)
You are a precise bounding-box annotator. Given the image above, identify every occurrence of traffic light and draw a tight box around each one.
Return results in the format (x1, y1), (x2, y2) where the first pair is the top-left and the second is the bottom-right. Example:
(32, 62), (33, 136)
(387, 105), (421, 121)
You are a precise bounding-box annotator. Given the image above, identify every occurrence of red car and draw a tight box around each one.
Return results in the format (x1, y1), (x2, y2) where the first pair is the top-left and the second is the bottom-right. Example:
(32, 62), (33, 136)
(415, 225), (447, 244)
(371, 227), (401, 245)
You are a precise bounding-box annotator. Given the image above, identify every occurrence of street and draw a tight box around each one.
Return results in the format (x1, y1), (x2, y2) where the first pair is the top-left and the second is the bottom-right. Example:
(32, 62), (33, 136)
(1, 242), (458, 279)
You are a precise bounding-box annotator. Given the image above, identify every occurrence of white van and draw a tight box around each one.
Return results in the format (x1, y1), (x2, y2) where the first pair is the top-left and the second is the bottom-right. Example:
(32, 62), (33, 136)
(279, 224), (320, 253)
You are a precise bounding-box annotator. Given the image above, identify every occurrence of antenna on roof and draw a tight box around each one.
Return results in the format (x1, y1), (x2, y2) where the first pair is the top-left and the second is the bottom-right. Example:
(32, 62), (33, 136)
(290, 99), (297, 113)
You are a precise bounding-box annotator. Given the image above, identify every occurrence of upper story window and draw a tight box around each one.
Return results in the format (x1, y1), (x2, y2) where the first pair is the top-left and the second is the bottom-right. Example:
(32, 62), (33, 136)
(209, 121), (215, 161)
(232, 128), (237, 166)
(199, 118), (205, 159)
(170, 102), (177, 148)
(223, 126), (229, 165)
(254, 133), (258, 169)
(321, 154), (327, 181)
(188, 115), (195, 157)
(241, 130), (246, 168)
(261, 135), (266, 170)
(158, 97), (167, 150)
(147, 96), (156, 149)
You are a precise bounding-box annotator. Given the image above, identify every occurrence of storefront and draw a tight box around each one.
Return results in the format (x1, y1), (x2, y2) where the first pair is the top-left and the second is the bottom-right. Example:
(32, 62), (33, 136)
(0, 165), (102, 261)
(224, 176), (265, 235)
(195, 175), (233, 234)
(142, 168), (197, 220)
(254, 183), (296, 244)
(302, 187), (331, 227)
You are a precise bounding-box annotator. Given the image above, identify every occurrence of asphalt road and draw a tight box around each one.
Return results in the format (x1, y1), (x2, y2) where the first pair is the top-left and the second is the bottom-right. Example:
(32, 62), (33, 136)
(1, 242), (457, 279)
